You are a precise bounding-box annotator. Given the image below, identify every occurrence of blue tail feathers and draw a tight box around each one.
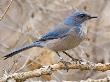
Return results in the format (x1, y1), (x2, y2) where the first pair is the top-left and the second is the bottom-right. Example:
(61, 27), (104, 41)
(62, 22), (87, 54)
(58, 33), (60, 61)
(3, 41), (43, 60)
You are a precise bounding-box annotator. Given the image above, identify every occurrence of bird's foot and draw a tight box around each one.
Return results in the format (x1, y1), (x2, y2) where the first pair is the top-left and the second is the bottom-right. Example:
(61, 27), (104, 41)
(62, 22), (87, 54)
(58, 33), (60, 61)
(59, 60), (71, 72)
(71, 58), (83, 64)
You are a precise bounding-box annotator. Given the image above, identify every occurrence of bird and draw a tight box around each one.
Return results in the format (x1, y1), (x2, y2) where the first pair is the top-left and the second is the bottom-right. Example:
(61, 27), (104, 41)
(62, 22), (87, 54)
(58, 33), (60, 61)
(3, 10), (97, 60)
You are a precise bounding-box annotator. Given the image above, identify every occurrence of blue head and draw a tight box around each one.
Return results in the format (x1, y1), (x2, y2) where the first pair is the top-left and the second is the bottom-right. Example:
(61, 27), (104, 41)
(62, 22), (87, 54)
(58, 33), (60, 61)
(64, 11), (97, 26)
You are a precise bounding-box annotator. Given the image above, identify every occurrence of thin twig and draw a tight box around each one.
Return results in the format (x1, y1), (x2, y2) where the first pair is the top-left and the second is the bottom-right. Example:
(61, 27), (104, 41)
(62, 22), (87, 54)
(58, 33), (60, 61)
(7, 60), (18, 73)
(15, 55), (31, 72)
(0, 0), (13, 21)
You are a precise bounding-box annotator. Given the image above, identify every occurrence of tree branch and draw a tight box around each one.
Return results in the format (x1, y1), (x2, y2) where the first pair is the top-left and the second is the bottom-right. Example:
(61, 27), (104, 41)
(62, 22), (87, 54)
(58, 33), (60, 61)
(0, 61), (110, 82)
(0, 0), (13, 21)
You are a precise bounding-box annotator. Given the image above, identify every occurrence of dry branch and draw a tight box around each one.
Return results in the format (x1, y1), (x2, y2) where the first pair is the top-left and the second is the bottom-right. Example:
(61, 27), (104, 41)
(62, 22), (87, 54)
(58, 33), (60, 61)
(0, 61), (110, 82)
(0, 0), (13, 21)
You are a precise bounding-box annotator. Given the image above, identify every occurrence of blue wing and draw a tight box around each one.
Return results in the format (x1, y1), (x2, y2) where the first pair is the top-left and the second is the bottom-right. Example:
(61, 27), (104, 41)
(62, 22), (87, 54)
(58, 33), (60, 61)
(39, 24), (70, 41)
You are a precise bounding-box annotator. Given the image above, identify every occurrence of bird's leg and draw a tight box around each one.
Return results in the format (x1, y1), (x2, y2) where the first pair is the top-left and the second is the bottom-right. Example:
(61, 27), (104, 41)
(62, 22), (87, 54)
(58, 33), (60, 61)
(56, 52), (70, 72)
(56, 52), (63, 61)
(62, 51), (82, 63)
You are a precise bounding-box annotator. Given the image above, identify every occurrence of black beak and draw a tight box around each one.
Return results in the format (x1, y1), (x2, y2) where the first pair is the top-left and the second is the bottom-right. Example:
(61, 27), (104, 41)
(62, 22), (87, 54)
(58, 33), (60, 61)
(89, 16), (98, 19)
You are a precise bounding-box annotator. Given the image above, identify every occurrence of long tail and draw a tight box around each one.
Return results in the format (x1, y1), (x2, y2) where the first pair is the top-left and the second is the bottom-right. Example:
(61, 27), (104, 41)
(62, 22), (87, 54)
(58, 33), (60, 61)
(3, 42), (43, 60)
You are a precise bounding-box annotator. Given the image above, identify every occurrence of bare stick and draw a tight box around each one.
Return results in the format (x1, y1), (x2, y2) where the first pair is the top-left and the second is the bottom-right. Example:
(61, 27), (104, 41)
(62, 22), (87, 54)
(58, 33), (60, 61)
(0, 0), (13, 21)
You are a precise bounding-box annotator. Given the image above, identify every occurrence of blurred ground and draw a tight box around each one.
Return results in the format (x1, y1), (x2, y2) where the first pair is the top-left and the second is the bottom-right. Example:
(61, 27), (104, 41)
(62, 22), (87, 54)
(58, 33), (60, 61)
(0, 0), (110, 81)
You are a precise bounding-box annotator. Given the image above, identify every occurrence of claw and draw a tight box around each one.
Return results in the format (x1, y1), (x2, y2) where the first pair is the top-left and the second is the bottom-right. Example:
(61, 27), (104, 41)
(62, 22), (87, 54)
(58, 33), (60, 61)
(59, 60), (71, 72)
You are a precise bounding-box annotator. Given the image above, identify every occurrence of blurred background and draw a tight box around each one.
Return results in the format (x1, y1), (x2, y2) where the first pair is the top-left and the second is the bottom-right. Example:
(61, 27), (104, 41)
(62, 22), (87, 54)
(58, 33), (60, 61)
(0, 0), (110, 81)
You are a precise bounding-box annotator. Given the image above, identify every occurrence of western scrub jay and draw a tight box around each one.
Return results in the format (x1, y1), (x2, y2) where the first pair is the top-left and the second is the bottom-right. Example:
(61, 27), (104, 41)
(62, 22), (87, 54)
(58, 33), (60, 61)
(3, 11), (97, 60)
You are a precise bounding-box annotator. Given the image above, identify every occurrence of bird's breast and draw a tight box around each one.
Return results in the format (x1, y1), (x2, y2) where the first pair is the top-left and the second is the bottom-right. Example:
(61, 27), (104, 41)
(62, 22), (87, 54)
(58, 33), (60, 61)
(45, 33), (85, 51)
(62, 34), (84, 50)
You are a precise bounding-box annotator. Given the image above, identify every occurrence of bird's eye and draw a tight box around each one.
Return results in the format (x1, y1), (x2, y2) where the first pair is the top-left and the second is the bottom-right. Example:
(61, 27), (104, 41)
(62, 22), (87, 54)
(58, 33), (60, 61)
(78, 14), (86, 18)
